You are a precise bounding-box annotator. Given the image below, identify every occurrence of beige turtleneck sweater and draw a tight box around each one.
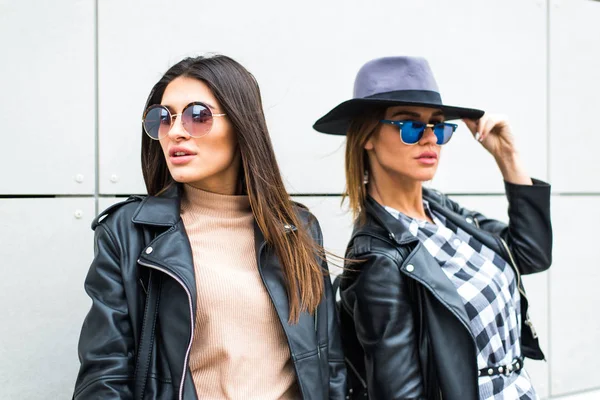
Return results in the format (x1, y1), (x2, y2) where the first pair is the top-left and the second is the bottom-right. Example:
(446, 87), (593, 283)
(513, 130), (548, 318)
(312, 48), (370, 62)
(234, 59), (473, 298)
(180, 184), (299, 400)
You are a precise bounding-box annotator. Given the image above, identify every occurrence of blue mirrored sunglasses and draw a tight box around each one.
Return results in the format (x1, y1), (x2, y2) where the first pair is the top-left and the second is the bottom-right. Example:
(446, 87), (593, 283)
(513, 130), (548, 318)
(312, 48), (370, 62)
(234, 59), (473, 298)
(380, 120), (458, 145)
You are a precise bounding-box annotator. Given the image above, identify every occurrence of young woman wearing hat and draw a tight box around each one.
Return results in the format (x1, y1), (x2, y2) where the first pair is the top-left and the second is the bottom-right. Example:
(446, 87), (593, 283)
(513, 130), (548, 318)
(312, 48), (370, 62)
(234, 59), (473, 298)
(73, 54), (347, 399)
(314, 57), (552, 400)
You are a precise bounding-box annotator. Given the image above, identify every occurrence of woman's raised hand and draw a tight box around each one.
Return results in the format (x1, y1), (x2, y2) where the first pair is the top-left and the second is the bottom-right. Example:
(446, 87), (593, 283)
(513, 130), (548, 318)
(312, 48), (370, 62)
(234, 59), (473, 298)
(462, 114), (532, 185)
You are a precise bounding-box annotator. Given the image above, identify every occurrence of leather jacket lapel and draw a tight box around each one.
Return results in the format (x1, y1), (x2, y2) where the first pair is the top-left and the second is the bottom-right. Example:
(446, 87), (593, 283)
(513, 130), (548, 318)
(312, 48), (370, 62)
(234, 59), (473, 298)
(253, 223), (319, 363)
(364, 195), (473, 337)
(401, 244), (473, 338)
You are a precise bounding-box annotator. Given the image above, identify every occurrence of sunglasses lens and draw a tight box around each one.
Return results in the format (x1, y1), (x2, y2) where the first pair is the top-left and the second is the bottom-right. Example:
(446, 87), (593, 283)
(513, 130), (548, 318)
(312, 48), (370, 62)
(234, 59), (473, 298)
(182, 103), (213, 137)
(143, 106), (171, 139)
(434, 124), (455, 145)
(400, 121), (425, 144)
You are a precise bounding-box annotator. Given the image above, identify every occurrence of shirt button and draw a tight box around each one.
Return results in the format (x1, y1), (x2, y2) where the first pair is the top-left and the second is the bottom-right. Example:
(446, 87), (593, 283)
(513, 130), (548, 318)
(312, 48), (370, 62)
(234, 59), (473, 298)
(488, 368), (494, 375)
(406, 264), (415, 272)
(145, 247), (153, 254)
(453, 239), (461, 246)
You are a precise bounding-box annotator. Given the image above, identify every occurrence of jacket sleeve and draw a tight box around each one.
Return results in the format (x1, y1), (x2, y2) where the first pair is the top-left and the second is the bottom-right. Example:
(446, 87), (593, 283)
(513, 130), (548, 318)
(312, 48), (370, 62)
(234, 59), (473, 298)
(447, 178), (552, 275)
(323, 263), (348, 398)
(73, 224), (135, 399)
(341, 249), (425, 400)
(312, 218), (348, 399)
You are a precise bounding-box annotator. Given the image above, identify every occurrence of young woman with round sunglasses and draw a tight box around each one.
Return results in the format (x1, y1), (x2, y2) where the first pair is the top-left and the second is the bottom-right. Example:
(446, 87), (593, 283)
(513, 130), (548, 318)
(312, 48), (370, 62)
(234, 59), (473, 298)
(314, 56), (552, 400)
(73, 54), (347, 400)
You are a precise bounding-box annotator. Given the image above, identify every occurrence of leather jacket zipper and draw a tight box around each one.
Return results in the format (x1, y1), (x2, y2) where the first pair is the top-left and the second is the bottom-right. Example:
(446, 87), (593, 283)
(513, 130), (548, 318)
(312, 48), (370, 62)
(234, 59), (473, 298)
(497, 237), (527, 300)
(137, 259), (194, 400)
(497, 237), (539, 338)
(470, 217), (528, 300)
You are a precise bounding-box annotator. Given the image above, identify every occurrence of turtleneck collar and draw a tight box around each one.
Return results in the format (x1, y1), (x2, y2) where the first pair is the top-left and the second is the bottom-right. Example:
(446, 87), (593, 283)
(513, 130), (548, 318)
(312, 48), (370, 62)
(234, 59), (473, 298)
(181, 184), (251, 216)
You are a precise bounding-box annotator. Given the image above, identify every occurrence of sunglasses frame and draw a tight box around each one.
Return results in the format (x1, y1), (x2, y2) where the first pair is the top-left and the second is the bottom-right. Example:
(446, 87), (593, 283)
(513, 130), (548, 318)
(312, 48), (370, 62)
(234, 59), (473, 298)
(380, 119), (458, 146)
(142, 101), (227, 140)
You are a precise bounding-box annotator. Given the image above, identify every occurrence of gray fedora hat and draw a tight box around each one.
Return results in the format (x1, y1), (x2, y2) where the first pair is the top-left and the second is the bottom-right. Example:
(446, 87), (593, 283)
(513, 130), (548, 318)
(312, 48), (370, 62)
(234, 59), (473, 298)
(313, 56), (484, 135)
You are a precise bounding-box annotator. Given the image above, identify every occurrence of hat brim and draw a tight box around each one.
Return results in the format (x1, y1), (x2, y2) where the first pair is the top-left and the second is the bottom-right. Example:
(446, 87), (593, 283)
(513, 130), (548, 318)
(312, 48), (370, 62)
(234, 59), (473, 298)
(313, 98), (485, 135)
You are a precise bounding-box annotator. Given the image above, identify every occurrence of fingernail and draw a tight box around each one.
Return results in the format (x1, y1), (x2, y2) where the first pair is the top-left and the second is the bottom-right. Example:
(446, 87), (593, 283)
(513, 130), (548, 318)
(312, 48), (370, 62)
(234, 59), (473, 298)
(475, 132), (481, 141)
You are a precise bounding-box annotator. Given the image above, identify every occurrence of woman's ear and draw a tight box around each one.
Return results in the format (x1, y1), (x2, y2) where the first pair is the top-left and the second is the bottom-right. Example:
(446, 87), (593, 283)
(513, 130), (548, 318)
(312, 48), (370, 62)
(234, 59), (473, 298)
(363, 124), (379, 151)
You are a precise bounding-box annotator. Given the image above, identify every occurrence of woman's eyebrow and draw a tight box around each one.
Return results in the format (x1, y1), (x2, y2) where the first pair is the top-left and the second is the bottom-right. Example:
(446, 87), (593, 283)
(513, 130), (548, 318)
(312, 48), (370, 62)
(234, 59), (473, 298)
(159, 103), (175, 112)
(203, 101), (218, 111)
(390, 110), (420, 118)
(159, 101), (219, 112)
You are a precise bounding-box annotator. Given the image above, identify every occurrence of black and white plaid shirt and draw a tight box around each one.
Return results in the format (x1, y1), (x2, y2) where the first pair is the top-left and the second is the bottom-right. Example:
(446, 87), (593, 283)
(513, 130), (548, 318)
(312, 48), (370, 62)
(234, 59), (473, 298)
(385, 202), (537, 400)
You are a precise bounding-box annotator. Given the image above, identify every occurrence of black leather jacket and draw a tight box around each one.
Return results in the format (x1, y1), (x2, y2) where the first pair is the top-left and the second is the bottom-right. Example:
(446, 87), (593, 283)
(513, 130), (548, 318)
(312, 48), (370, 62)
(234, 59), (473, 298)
(340, 180), (552, 400)
(73, 185), (347, 400)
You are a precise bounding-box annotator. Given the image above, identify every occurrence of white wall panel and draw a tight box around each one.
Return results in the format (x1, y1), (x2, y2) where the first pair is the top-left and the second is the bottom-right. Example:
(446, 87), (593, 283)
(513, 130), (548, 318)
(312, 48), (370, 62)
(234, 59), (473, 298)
(0, 1), (95, 194)
(522, 272), (550, 400)
(550, 0), (600, 192)
(0, 198), (95, 399)
(549, 196), (600, 396)
(98, 196), (121, 215)
(558, 389), (600, 400)
(98, 0), (547, 196)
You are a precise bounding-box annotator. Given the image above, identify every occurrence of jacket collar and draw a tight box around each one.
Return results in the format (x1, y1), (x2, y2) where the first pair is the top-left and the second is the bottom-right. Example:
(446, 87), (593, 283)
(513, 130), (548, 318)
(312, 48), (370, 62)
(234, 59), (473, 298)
(131, 184), (299, 234)
(363, 194), (419, 245)
(132, 184), (182, 227)
(362, 187), (454, 243)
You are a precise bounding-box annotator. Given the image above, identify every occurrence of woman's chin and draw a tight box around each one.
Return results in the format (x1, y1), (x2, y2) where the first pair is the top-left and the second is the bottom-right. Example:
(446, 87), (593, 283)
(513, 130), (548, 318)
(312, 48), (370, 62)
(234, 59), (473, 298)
(412, 171), (437, 183)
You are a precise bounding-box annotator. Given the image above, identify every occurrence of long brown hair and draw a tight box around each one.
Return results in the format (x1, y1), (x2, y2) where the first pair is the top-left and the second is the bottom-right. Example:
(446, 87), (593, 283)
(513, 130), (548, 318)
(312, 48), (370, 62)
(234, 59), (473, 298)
(344, 108), (386, 222)
(141, 55), (324, 323)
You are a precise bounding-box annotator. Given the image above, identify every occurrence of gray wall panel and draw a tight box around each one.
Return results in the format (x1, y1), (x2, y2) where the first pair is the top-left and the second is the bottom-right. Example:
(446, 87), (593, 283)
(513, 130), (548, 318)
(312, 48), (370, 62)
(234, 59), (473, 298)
(550, 0), (600, 192)
(549, 196), (600, 396)
(0, 1), (95, 195)
(0, 198), (95, 399)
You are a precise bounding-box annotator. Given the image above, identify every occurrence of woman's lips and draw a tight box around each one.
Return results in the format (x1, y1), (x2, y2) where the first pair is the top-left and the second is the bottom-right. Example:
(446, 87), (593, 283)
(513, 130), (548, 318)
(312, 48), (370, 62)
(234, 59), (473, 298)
(169, 154), (196, 165)
(169, 147), (196, 165)
(415, 151), (438, 165)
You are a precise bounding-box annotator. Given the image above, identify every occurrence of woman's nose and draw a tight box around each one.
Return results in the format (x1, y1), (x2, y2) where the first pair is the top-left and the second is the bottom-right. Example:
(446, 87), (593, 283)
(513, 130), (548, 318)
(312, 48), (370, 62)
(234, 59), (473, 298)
(167, 114), (188, 140)
(419, 126), (438, 145)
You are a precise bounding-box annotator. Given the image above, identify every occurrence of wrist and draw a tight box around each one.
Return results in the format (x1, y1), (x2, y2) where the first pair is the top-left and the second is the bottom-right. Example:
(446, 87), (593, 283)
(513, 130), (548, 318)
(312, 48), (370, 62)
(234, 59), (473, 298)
(495, 152), (532, 185)
(494, 150), (520, 170)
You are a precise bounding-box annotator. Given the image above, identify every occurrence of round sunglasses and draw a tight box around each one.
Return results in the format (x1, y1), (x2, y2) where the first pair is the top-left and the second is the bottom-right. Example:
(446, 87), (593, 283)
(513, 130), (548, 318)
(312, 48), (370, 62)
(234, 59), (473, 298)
(380, 119), (458, 145)
(142, 101), (226, 140)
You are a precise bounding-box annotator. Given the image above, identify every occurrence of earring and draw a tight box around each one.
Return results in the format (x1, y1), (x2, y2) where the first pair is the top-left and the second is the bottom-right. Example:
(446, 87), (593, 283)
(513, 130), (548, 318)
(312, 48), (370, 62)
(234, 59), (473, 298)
(363, 170), (369, 185)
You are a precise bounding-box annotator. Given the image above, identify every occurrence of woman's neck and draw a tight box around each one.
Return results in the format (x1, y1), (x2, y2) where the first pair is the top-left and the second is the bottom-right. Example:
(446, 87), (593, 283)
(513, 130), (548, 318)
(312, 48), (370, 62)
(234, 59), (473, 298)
(367, 169), (430, 222)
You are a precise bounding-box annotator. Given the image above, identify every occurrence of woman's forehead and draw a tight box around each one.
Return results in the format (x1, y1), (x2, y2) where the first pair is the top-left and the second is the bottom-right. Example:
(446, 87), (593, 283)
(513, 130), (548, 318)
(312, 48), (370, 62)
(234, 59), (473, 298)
(161, 76), (219, 111)
(386, 105), (444, 118)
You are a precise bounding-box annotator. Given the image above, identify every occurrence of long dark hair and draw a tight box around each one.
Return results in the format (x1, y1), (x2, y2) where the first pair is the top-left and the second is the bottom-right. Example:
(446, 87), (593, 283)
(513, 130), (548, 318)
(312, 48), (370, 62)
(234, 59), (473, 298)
(141, 55), (324, 322)
(344, 108), (385, 222)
